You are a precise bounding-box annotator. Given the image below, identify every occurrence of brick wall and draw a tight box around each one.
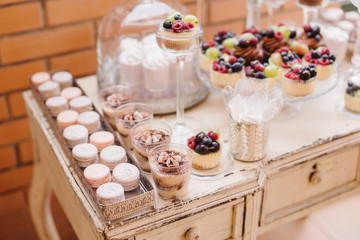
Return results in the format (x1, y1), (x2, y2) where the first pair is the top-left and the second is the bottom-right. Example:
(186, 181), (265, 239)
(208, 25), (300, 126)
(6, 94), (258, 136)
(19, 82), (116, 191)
(0, 0), (301, 239)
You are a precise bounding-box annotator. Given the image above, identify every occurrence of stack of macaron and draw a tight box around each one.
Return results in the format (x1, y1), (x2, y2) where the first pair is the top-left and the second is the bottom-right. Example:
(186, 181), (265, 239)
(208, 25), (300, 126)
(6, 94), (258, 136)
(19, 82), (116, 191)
(33, 70), (142, 206)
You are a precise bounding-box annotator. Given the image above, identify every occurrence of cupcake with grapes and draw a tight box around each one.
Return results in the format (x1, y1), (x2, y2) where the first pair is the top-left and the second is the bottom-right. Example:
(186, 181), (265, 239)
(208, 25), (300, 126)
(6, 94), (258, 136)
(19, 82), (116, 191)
(344, 76), (360, 113)
(160, 11), (201, 51)
(234, 33), (264, 64)
(296, 24), (326, 50)
(283, 64), (317, 97)
(261, 24), (296, 56)
(187, 131), (221, 170)
(199, 39), (232, 72)
(244, 60), (278, 90)
(210, 54), (244, 88)
(269, 47), (302, 82)
(303, 46), (336, 80)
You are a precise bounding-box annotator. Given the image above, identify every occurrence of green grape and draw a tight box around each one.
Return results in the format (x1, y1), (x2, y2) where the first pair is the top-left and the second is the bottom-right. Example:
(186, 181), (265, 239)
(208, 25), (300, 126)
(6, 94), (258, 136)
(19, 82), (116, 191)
(222, 37), (239, 50)
(167, 11), (182, 22)
(277, 26), (291, 38)
(239, 33), (254, 40)
(205, 47), (220, 60)
(263, 65), (278, 78)
(355, 90), (360, 98)
(183, 14), (199, 27)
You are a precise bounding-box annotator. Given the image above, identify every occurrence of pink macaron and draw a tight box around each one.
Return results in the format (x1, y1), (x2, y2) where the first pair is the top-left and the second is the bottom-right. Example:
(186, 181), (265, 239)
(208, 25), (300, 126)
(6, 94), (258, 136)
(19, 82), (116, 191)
(84, 163), (111, 188)
(57, 110), (79, 130)
(96, 182), (125, 205)
(89, 131), (114, 152)
(61, 87), (82, 102)
(31, 72), (51, 88)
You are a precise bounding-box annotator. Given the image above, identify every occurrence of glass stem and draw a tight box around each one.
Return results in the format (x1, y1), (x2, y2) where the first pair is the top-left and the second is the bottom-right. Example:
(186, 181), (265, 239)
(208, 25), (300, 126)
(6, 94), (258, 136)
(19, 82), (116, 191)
(246, 0), (263, 29)
(176, 55), (186, 126)
(303, 8), (318, 24)
(196, 0), (205, 27)
(352, 26), (360, 71)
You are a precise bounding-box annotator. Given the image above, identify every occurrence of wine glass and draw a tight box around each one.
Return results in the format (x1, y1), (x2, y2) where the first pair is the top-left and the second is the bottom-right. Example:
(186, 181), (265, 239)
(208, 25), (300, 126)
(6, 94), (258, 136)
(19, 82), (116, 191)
(156, 23), (203, 143)
(246, 0), (263, 29)
(295, 0), (330, 24)
(263, 0), (288, 27)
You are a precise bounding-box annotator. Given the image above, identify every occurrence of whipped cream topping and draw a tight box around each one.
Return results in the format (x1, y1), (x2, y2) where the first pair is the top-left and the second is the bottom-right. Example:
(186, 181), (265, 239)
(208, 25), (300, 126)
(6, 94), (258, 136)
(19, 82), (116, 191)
(137, 130), (168, 145)
(143, 53), (169, 69)
(157, 151), (187, 167)
(349, 75), (360, 87)
(105, 93), (130, 108)
(122, 110), (150, 121)
(119, 47), (143, 65)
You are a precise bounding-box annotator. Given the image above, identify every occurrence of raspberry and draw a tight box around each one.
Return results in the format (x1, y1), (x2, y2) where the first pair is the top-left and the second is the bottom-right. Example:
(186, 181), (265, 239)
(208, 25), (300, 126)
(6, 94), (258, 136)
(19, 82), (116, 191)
(188, 136), (195, 142)
(217, 29), (227, 37)
(254, 63), (265, 72)
(304, 53), (312, 62)
(242, 28), (252, 34)
(228, 56), (237, 64)
(310, 59), (318, 64)
(171, 22), (183, 33)
(182, 22), (191, 30)
(296, 58), (302, 64)
(212, 63), (219, 71)
(250, 27), (258, 34)
(279, 47), (289, 53)
(281, 62), (289, 68)
(219, 65), (228, 73)
(221, 47), (231, 55)
(187, 140), (196, 150)
(174, 20), (184, 24)
(188, 22), (194, 28)
(290, 73), (300, 80)
(274, 31), (283, 40)
(293, 67), (301, 74)
(285, 71), (292, 78)
(213, 59), (219, 64)
(249, 38), (259, 47)
(319, 58), (329, 65)
(278, 22), (285, 26)
(208, 131), (219, 141)
(245, 66), (252, 71)
(303, 24), (312, 33)
(320, 47), (330, 55)
(207, 40), (216, 47)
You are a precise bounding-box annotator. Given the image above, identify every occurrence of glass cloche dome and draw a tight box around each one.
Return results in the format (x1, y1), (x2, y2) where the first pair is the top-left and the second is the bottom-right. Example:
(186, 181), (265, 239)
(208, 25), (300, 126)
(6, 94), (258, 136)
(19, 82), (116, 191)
(97, 0), (208, 114)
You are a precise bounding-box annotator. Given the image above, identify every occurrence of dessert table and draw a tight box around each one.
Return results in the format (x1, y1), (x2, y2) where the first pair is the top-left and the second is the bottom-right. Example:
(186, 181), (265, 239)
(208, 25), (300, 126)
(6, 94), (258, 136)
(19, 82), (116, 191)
(25, 73), (360, 240)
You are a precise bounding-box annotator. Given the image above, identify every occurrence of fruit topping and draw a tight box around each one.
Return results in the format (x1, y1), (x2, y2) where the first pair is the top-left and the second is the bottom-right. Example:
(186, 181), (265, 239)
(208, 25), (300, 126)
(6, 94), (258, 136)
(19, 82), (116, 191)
(270, 47), (301, 68)
(302, 24), (322, 41)
(284, 65), (317, 81)
(237, 33), (259, 49)
(205, 47), (220, 60)
(164, 12), (199, 32)
(183, 14), (199, 27)
(212, 54), (243, 74)
(346, 76), (360, 97)
(214, 29), (236, 44)
(222, 37), (239, 51)
(304, 47), (335, 66)
(163, 20), (173, 29)
(188, 131), (221, 155)
(246, 61), (278, 79)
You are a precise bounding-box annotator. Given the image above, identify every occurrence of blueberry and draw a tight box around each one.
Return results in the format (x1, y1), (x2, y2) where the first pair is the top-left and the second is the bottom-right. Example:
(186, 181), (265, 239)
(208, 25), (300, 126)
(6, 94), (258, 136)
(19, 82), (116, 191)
(217, 45), (224, 51)
(224, 62), (232, 69)
(232, 62), (243, 72)
(260, 30), (267, 37)
(266, 29), (274, 38)
(322, 54), (329, 59)
(195, 144), (209, 155)
(346, 87), (354, 96)
(219, 58), (225, 63)
(329, 59), (334, 64)
(309, 63), (316, 68)
(313, 25), (320, 34)
(290, 30), (297, 38)
(314, 34), (321, 41)
(264, 62), (269, 67)
(163, 20), (173, 29)
(309, 68), (317, 77)
(214, 36), (222, 43)
(201, 43), (208, 51)
(195, 132), (206, 144)
(282, 56), (289, 62)
(209, 141), (220, 152)
(238, 39), (249, 48)
(288, 55), (294, 61)
(255, 71), (266, 79)
(329, 53), (336, 61)
(251, 60), (260, 68)
(281, 51), (287, 56)
(237, 57), (246, 65)
(312, 51), (321, 59)
(306, 32), (313, 38)
(349, 82), (354, 87)
(202, 136), (212, 146)
(300, 70), (311, 80)
(246, 69), (255, 77)
(174, 14), (182, 21)
(254, 33), (262, 41)
(227, 31), (236, 37)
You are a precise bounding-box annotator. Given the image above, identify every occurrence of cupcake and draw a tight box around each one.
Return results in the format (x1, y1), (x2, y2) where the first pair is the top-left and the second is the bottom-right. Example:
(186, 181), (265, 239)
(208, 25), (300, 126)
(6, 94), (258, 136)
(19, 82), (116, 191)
(244, 61), (278, 90)
(210, 54), (244, 88)
(303, 46), (336, 80)
(261, 24), (296, 56)
(296, 24), (326, 50)
(233, 33), (264, 64)
(187, 131), (221, 169)
(269, 47), (302, 82)
(344, 76), (360, 113)
(283, 65), (317, 97)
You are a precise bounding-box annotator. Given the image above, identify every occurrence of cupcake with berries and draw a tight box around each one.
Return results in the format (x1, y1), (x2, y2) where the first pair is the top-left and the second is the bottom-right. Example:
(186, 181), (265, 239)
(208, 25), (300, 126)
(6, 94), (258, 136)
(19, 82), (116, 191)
(210, 54), (244, 88)
(303, 46), (336, 80)
(187, 131), (221, 169)
(199, 39), (232, 72)
(283, 65), (317, 97)
(296, 24), (326, 50)
(261, 24), (296, 56)
(234, 33), (264, 64)
(269, 47), (302, 82)
(244, 60), (278, 90)
(344, 76), (360, 113)
(160, 11), (201, 50)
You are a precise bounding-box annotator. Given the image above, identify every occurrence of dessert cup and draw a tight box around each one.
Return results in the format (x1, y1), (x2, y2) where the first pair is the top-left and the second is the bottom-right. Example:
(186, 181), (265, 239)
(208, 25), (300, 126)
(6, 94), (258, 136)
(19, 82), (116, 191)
(303, 59), (336, 80)
(131, 121), (172, 172)
(210, 69), (242, 88)
(100, 85), (134, 128)
(149, 143), (192, 199)
(283, 75), (317, 97)
(115, 103), (153, 150)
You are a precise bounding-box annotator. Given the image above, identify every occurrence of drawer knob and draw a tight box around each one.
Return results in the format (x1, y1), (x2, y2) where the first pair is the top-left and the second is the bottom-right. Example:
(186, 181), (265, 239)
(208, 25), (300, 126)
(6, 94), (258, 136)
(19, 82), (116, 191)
(309, 170), (322, 185)
(185, 227), (200, 240)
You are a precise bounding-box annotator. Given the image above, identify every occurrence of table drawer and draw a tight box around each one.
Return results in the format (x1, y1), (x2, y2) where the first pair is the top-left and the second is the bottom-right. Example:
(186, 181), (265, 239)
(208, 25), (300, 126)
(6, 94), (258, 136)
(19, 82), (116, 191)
(135, 200), (244, 240)
(262, 146), (359, 224)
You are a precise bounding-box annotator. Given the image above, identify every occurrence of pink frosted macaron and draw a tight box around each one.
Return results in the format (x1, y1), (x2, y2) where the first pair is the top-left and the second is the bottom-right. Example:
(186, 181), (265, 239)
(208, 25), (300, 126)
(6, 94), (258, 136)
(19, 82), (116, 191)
(61, 87), (82, 102)
(57, 110), (79, 129)
(96, 182), (125, 205)
(31, 72), (51, 87)
(112, 163), (140, 191)
(90, 131), (114, 152)
(46, 96), (68, 117)
(72, 143), (98, 168)
(99, 145), (127, 170)
(63, 124), (88, 148)
(52, 71), (73, 89)
(78, 111), (101, 134)
(84, 163), (111, 188)
(70, 96), (93, 113)
(38, 81), (60, 100)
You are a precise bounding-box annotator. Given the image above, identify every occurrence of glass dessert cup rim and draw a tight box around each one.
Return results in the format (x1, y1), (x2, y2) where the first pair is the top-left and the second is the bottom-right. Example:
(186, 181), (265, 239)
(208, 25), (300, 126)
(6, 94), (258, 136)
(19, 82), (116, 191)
(156, 25), (203, 41)
(99, 84), (135, 98)
(148, 143), (193, 170)
(130, 121), (173, 146)
(114, 102), (154, 124)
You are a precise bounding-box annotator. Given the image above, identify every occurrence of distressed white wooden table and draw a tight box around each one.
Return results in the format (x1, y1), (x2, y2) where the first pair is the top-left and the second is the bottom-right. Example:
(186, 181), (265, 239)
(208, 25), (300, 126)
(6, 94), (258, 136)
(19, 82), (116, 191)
(24, 74), (360, 240)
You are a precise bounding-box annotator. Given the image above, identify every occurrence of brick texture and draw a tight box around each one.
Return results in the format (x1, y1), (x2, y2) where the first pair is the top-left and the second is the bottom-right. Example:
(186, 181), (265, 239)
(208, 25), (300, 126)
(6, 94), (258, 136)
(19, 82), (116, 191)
(0, 118), (30, 146)
(19, 140), (33, 163)
(8, 91), (26, 118)
(0, 23), (95, 64)
(0, 96), (9, 121)
(0, 165), (33, 193)
(0, 0), (29, 6)
(0, 146), (16, 170)
(209, 0), (247, 24)
(0, 2), (43, 36)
